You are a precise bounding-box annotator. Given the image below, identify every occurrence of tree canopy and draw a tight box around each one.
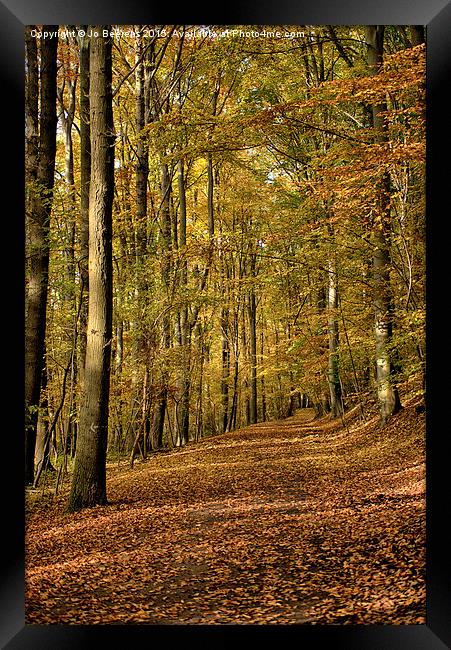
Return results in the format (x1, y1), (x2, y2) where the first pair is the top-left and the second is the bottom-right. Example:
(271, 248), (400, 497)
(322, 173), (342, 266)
(25, 24), (425, 503)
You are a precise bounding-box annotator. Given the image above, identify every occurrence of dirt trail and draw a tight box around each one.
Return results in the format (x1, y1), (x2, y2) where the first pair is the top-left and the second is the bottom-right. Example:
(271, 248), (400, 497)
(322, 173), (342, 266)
(25, 403), (425, 625)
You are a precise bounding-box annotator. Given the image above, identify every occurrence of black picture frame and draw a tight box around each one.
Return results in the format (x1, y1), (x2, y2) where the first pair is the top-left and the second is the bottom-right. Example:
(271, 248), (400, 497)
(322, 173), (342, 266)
(3, 0), (450, 647)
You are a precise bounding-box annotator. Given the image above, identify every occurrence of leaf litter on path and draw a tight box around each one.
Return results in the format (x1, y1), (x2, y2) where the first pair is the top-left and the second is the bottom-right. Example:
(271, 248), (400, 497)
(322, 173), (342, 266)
(25, 400), (425, 625)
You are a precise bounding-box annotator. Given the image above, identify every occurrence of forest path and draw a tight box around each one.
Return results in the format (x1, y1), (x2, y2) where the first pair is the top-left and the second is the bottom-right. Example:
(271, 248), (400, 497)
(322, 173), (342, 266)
(26, 402), (425, 625)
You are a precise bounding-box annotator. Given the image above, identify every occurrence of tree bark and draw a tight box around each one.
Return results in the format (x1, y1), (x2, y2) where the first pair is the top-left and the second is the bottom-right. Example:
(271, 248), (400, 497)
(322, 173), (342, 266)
(151, 162), (172, 448)
(248, 252), (258, 425)
(175, 158), (190, 445)
(33, 345), (55, 485)
(221, 305), (230, 432)
(129, 34), (151, 450)
(58, 75), (79, 457)
(365, 26), (401, 425)
(77, 32), (91, 395)
(327, 256), (343, 417)
(410, 26), (425, 46)
(25, 29), (58, 485)
(68, 28), (114, 511)
(241, 296), (250, 425)
(259, 328), (267, 422)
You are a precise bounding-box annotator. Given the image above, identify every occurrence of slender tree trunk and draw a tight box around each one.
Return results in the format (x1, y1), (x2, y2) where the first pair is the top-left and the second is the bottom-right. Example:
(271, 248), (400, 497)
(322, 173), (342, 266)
(58, 79), (77, 291)
(219, 231), (230, 433)
(207, 153), (215, 236)
(241, 299), (251, 425)
(227, 354), (239, 432)
(327, 26), (355, 68)
(68, 29), (114, 511)
(129, 35), (150, 449)
(175, 157), (190, 445)
(25, 30), (58, 485)
(151, 161), (172, 447)
(33, 345), (55, 484)
(365, 26), (401, 425)
(313, 269), (330, 416)
(248, 252), (258, 424)
(78, 31), (91, 391)
(25, 31), (39, 472)
(195, 323), (206, 439)
(226, 307), (240, 432)
(327, 254), (343, 417)
(58, 78), (79, 456)
(260, 328), (267, 421)
(221, 306), (230, 432)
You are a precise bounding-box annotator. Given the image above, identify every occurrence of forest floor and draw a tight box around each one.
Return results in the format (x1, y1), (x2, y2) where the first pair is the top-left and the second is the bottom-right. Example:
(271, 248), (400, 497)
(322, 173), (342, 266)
(25, 396), (426, 625)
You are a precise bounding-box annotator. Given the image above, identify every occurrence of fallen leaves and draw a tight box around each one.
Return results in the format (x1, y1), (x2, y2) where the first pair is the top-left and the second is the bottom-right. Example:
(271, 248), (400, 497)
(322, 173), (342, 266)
(25, 399), (425, 625)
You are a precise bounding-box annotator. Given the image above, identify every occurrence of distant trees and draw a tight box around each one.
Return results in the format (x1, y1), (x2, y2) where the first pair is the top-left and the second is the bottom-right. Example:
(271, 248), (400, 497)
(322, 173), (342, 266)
(24, 26), (426, 503)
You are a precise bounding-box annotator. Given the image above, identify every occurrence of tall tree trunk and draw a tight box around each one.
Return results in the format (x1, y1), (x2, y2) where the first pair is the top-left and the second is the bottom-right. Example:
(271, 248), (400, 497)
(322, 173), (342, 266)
(312, 267), (330, 416)
(207, 153), (215, 236)
(241, 298), (251, 425)
(174, 158), (190, 445)
(365, 26), (401, 425)
(25, 31), (39, 474)
(327, 256), (343, 417)
(58, 77), (78, 457)
(220, 306), (230, 433)
(78, 31), (91, 393)
(248, 252), (258, 424)
(130, 35), (150, 449)
(68, 28), (114, 511)
(219, 230), (230, 433)
(25, 29), (58, 485)
(225, 304), (239, 432)
(25, 28), (39, 184)
(151, 162), (172, 447)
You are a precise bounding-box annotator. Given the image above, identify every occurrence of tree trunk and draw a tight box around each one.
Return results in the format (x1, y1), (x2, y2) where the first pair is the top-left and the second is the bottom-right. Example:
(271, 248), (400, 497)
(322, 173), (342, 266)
(327, 256), (343, 417)
(241, 300), (251, 426)
(365, 26), (401, 425)
(68, 28), (114, 511)
(207, 153), (215, 236)
(151, 161), (172, 447)
(25, 29), (58, 485)
(25, 30), (39, 477)
(175, 157), (190, 445)
(129, 35), (151, 450)
(221, 306), (230, 433)
(410, 26), (425, 46)
(248, 252), (258, 424)
(33, 346), (55, 484)
(78, 31), (91, 393)
(58, 76), (78, 457)
(260, 328), (267, 421)
(313, 271), (330, 417)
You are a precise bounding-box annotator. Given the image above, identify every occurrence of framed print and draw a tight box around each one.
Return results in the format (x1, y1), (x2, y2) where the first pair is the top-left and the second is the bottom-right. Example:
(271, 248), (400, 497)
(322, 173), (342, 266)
(3, 0), (450, 647)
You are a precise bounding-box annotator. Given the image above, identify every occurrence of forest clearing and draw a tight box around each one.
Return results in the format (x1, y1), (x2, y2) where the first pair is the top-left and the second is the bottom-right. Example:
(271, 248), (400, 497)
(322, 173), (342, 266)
(26, 397), (425, 625)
